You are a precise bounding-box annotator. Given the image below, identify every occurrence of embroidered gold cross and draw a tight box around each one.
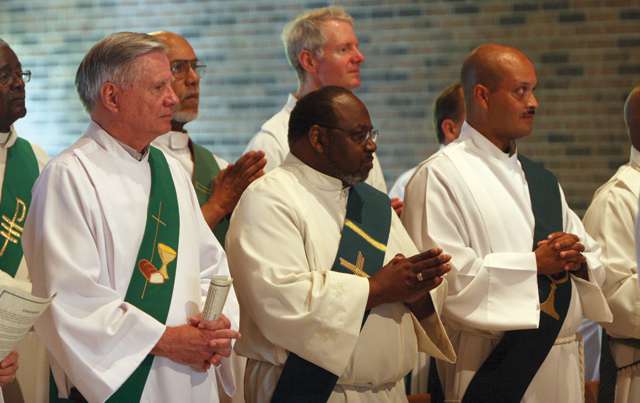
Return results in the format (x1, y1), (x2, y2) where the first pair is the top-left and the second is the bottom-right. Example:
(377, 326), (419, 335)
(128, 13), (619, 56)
(339, 251), (369, 278)
(540, 273), (569, 321)
(0, 198), (27, 256)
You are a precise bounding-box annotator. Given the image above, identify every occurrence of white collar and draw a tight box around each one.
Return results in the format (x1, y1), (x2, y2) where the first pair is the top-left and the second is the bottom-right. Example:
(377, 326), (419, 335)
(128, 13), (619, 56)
(284, 94), (297, 113)
(461, 121), (520, 166)
(282, 153), (346, 192)
(87, 120), (150, 162)
(155, 130), (190, 150)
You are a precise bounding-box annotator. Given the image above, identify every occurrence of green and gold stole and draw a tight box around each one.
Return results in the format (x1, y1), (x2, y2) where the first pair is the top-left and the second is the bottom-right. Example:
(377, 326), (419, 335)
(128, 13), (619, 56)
(0, 137), (39, 277)
(50, 147), (180, 402)
(190, 141), (228, 246)
(461, 154), (570, 403)
(106, 146), (180, 402)
(271, 182), (392, 403)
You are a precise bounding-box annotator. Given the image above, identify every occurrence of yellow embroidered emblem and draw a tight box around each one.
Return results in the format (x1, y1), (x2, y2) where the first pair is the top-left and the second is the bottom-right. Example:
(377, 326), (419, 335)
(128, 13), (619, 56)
(339, 251), (369, 278)
(0, 198), (26, 256)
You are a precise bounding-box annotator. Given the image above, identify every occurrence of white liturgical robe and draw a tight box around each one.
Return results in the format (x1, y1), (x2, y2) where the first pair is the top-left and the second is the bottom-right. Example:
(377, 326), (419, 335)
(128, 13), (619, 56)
(584, 146), (640, 403)
(226, 154), (455, 403)
(23, 122), (238, 403)
(244, 94), (388, 192)
(0, 126), (48, 403)
(402, 122), (612, 403)
(153, 130), (246, 403)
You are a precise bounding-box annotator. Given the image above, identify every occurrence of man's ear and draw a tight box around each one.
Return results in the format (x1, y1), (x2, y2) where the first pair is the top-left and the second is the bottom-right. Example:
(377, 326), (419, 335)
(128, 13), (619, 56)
(100, 82), (120, 113)
(474, 84), (490, 110)
(441, 118), (458, 145)
(298, 49), (318, 76)
(308, 125), (326, 153)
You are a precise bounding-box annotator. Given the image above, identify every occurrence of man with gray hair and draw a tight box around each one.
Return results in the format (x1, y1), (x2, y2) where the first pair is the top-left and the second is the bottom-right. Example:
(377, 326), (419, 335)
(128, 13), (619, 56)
(245, 6), (388, 195)
(23, 32), (240, 403)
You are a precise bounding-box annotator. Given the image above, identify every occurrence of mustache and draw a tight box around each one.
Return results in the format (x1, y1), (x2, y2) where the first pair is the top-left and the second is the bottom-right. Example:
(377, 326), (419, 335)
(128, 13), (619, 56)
(522, 108), (536, 117)
(181, 92), (199, 101)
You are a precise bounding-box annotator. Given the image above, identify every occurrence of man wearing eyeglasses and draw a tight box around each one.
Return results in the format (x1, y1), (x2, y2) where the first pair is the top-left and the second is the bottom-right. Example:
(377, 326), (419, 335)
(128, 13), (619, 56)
(227, 86), (455, 403)
(244, 7), (390, 198)
(150, 31), (266, 247)
(0, 39), (49, 403)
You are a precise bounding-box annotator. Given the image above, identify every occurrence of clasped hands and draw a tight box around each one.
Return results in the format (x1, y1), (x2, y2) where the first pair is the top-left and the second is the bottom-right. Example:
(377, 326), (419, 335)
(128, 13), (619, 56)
(535, 231), (588, 279)
(152, 313), (240, 373)
(367, 247), (451, 318)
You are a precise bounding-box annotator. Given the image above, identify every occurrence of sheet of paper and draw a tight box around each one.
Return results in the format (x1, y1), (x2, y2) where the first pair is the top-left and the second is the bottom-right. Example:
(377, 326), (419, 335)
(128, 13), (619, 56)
(0, 285), (53, 360)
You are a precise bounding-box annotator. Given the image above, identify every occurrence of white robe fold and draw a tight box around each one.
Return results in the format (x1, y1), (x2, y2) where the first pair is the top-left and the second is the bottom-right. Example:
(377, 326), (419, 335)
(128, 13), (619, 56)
(584, 146), (640, 403)
(153, 130), (246, 403)
(402, 122), (612, 403)
(23, 122), (238, 403)
(226, 154), (455, 403)
(244, 94), (388, 192)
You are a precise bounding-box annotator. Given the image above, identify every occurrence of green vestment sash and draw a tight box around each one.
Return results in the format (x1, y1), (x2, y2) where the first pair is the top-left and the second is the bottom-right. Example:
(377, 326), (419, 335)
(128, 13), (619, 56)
(190, 141), (229, 246)
(271, 182), (392, 403)
(462, 154), (571, 403)
(50, 147), (180, 402)
(107, 146), (180, 402)
(0, 137), (39, 277)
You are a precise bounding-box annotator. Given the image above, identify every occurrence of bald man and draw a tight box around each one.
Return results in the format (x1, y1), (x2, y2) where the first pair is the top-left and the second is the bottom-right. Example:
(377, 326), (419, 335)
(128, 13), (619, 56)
(402, 44), (612, 402)
(583, 86), (640, 403)
(149, 31), (262, 403)
(150, 31), (265, 246)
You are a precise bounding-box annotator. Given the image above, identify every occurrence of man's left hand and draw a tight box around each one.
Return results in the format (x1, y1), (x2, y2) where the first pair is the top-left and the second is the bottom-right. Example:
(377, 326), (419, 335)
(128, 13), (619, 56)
(0, 351), (18, 385)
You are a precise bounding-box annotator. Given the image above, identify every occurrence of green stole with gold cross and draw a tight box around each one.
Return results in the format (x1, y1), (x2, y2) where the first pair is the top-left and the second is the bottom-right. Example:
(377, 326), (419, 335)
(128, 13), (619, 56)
(461, 154), (571, 403)
(271, 182), (391, 403)
(106, 146), (180, 402)
(49, 146), (180, 402)
(0, 137), (39, 277)
(190, 141), (229, 246)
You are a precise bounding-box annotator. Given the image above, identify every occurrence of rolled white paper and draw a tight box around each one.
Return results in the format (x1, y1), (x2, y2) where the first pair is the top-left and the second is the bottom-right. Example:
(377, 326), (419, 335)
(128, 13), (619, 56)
(202, 275), (233, 321)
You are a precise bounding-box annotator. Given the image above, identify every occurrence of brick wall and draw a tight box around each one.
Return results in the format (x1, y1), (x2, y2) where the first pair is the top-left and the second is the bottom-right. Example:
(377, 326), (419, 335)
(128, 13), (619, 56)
(2, 0), (639, 213)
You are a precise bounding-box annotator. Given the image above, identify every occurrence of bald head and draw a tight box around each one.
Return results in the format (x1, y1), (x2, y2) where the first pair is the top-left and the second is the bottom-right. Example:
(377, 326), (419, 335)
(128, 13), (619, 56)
(625, 86), (640, 150)
(461, 44), (533, 110)
(149, 31), (202, 129)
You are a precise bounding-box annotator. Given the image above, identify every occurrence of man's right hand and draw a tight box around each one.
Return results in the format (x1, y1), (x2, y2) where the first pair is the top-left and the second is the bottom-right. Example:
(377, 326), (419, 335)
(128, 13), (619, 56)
(367, 248), (451, 309)
(151, 317), (240, 372)
(201, 150), (266, 228)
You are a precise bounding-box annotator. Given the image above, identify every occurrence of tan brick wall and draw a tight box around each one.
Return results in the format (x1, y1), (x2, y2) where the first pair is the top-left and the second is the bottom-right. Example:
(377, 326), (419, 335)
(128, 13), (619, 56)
(2, 0), (639, 213)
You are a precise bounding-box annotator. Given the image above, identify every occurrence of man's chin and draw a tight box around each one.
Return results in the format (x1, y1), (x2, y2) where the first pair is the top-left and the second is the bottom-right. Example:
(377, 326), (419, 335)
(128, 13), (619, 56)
(173, 110), (198, 123)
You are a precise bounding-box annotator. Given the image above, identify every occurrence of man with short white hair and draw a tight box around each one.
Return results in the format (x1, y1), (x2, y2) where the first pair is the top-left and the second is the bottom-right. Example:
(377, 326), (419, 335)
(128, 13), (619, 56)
(24, 32), (240, 403)
(245, 6), (389, 196)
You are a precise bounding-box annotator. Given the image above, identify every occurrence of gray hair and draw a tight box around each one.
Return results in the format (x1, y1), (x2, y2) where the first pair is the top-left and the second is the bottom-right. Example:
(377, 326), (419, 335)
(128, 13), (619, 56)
(281, 6), (354, 82)
(75, 32), (166, 112)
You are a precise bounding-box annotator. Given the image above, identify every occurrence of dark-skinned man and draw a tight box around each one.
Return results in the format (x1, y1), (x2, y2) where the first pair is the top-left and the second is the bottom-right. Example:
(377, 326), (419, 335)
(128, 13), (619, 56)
(227, 86), (455, 403)
(0, 39), (49, 403)
(150, 31), (266, 247)
(583, 85), (640, 403)
(149, 30), (264, 403)
(403, 43), (612, 403)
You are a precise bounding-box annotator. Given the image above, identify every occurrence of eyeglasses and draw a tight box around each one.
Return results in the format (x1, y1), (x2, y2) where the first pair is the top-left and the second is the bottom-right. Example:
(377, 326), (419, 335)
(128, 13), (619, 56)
(0, 69), (31, 86)
(319, 124), (379, 145)
(170, 60), (206, 80)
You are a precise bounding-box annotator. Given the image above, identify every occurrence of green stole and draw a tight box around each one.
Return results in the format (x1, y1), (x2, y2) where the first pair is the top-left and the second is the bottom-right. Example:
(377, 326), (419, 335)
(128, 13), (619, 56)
(190, 141), (228, 246)
(0, 137), (39, 277)
(462, 154), (571, 403)
(50, 147), (180, 402)
(270, 182), (392, 403)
